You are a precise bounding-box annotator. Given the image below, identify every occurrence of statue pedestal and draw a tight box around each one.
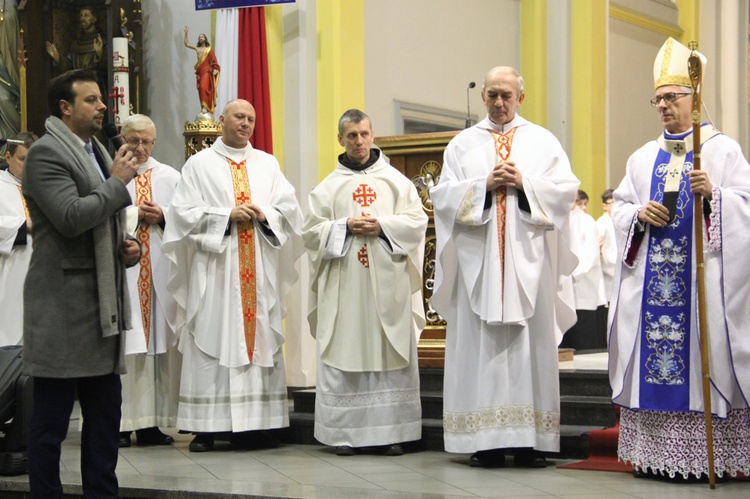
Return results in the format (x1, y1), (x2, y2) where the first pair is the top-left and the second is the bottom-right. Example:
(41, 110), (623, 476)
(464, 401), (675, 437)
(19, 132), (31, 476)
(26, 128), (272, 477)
(183, 119), (221, 159)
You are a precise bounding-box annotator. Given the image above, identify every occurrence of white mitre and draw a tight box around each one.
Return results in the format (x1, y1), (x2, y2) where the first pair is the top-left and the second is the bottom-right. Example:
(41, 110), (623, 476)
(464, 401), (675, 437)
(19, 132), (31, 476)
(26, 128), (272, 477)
(653, 37), (707, 89)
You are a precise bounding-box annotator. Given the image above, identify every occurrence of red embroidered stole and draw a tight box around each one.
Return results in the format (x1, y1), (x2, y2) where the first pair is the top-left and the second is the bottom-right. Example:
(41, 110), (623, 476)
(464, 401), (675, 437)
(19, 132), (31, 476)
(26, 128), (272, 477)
(135, 170), (153, 346)
(16, 185), (29, 219)
(227, 159), (257, 362)
(488, 128), (517, 298)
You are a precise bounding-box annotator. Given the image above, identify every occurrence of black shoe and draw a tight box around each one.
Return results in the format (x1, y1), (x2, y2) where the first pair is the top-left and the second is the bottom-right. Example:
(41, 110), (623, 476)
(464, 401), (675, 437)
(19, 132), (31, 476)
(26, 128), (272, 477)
(136, 427), (175, 446)
(335, 445), (356, 456)
(383, 444), (404, 456)
(230, 430), (280, 450)
(189, 434), (215, 452)
(513, 449), (548, 468)
(118, 432), (132, 448)
(469, 449), (506, 468)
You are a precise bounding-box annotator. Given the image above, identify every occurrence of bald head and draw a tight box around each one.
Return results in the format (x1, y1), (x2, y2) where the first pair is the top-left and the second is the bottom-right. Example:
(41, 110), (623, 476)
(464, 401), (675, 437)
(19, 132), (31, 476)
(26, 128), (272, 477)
(220, 99), (256, 148)
(483, 66), (524, 95)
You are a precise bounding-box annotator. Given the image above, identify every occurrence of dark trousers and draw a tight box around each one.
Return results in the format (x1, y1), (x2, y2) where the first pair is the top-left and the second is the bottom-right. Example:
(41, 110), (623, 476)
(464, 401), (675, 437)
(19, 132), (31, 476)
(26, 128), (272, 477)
(28, 374), (122, 499)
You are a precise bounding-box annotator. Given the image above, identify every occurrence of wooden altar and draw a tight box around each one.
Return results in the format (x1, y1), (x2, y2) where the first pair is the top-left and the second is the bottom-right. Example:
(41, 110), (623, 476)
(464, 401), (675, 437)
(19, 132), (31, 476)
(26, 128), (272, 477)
(375, 131), (458, 368)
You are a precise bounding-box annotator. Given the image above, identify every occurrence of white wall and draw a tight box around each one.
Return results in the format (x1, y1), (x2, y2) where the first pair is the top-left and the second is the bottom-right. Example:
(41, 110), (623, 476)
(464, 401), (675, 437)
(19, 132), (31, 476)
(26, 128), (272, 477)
(364, 0), (520, 137)
(141, 2), (212, 169)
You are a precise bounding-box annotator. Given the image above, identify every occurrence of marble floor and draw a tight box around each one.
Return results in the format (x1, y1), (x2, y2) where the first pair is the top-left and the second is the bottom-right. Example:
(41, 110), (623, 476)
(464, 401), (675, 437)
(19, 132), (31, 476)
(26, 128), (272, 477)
(2, 353), (746, 498)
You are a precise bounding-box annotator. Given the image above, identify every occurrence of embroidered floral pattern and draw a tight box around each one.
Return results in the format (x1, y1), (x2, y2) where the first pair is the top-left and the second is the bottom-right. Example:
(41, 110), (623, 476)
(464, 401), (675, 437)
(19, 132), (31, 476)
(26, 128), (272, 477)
(317, 389), (420, 408)
(443, 405), (559, 435)
(643, 312), (686, 385)
(456, 181), (478, 225)
(646, 236), (688, 307)
(707, 186), (722, 252)
(619, 408), (750, 479)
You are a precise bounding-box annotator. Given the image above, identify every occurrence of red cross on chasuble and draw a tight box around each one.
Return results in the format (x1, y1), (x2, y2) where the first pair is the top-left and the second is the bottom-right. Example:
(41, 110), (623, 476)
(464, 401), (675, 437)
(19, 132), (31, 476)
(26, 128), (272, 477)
(135, 170), (154, 346)
(488, 128), (517, 299)
(227, 158), (258, 362)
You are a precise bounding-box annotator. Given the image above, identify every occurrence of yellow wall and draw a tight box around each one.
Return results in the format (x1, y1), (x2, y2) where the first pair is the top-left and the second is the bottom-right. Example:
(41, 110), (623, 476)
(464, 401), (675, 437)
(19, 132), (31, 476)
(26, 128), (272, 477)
(676, 0), (700, 45)
(317, 1), (366, 181)
(571, 1), (607, 217)
(266, 6), (285, 170)
(520, 0), (547, 128)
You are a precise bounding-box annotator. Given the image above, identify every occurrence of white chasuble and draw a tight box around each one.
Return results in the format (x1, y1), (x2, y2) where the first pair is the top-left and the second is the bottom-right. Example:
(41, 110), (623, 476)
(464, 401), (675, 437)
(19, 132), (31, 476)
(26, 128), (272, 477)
(0, 169), (31, 346)
(431, 115), (579, 453)
(303, 153), (426, 447)
(119, 157), (181, 432)
(162, 138), (303, 432)
(304, 156), (427, 372)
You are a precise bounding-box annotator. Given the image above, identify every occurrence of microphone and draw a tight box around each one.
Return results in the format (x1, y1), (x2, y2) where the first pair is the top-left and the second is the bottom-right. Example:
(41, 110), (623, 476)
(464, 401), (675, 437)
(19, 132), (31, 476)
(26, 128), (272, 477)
(465, 81), (476, 128)
(103, 123), (124, 151)
(103, 122), (137, 179)
(0, 139), (25, 146)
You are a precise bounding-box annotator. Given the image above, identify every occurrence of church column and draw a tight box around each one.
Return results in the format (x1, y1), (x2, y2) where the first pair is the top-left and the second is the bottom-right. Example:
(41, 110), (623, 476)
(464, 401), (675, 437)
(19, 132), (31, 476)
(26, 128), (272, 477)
(571, 1), (608, 216)
(280, 2), (320, 387)
(316, 0), (365, 181)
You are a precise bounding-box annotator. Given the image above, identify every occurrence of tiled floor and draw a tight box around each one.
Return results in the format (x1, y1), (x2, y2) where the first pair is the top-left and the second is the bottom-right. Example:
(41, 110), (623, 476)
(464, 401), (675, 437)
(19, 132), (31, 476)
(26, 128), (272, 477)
(2, 353), (745, 498)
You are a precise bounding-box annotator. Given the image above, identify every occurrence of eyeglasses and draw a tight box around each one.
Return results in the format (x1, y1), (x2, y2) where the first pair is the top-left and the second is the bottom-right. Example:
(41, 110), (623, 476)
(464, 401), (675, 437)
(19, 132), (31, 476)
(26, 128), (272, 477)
(125, 138), (155, 148)
(650, 92), (691, 107)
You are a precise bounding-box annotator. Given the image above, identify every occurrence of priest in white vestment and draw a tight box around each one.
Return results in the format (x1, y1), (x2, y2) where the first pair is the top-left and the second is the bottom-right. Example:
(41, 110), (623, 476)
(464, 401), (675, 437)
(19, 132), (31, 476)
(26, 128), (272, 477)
(0, 132), (36, 346)
(118, 115), (181, 447)
(431, 66), (579, 468)
(303, 109), (427, 456)
(162, 99), (303, 452)
(560, 190), (607, 351)
(609, 38), (750, 480)
(596, 188), (616, 301)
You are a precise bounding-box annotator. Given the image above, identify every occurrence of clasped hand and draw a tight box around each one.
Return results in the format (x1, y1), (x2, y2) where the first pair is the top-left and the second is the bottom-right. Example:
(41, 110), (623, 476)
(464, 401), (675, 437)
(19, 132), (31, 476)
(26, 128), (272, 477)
(486, 160), (523, 192)
(230, 203), (266, 223)
(348, 212), (381, 237)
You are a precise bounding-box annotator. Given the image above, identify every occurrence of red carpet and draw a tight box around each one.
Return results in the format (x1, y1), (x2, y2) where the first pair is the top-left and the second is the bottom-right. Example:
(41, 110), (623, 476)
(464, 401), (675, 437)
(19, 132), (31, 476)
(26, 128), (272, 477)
(558, 419), (634, 473)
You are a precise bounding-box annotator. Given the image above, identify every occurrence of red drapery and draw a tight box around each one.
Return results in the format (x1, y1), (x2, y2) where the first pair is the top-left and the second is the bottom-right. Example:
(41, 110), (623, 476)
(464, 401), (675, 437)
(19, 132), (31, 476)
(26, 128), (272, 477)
(238, 7), (272, 154)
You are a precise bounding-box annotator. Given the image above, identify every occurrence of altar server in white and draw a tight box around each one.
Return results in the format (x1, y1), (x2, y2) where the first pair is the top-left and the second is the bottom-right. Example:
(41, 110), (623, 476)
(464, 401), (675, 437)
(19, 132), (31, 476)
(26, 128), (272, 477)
(118, 114), (181, 447)
(162, 99), (303, 452)
(431, 66), (579, 468)
(596, 188), (616, 300)
(0, 132), (37, 346)
(609, 37), (750, 480)
(560, 190), (607, 350)
(304, 109), (427, 456)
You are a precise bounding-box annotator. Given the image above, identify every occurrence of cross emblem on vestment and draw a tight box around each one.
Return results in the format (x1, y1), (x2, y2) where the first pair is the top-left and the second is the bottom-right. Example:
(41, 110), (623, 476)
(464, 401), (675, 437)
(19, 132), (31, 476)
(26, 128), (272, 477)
(673, 143), (684, 155)
(353, 184), (377, 207)
(240, 231), (253, 244)
(241, 268), (254, 283)
(358, 245), (369, 268)
(244, 308), (255, 323)
(237, 191), (250, 204)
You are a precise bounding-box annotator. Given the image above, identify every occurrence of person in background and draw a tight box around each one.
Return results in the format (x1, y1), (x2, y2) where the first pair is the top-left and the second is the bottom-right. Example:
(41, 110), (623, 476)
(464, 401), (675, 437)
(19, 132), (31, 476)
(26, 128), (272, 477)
(118, 114), (182, 448)
(0, 131), (38, 346)
(560, 190), (607, 351)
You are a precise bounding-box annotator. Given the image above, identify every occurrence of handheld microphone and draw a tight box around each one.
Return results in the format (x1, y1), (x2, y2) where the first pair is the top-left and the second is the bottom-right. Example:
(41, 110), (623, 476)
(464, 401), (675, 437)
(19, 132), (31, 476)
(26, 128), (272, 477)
(103, 123), (124, 151)
(0, 139), (25, 146)
(465, 81), (476, 128)
(103, 122), (137, 179)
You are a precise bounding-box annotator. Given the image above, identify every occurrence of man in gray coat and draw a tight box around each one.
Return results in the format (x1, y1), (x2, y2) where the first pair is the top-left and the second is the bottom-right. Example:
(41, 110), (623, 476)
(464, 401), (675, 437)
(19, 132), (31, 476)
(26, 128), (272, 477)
(22, 69), (140, 498)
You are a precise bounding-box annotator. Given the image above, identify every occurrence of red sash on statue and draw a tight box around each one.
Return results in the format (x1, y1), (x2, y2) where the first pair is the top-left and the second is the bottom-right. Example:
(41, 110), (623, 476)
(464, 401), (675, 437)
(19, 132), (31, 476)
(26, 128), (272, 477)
(227, 159), (258, 362)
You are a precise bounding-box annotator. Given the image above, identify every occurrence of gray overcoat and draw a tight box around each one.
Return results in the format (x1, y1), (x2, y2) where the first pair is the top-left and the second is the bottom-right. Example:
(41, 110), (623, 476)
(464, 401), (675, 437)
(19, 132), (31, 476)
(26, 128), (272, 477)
(22, 117), (132, 378)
